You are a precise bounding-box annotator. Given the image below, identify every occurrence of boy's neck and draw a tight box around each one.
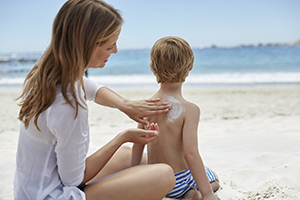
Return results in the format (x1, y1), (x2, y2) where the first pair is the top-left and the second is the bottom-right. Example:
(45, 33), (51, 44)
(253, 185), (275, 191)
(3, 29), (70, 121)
(159, 82), (183, 94)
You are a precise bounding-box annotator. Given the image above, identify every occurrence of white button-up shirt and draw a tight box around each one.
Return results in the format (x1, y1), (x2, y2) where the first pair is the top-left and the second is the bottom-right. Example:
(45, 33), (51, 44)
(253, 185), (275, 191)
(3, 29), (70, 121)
(14, 77), (102, 200)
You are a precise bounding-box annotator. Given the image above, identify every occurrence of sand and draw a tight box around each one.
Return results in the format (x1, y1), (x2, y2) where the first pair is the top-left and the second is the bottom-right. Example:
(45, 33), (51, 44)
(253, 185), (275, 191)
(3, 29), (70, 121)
(0, 85), (300, 200)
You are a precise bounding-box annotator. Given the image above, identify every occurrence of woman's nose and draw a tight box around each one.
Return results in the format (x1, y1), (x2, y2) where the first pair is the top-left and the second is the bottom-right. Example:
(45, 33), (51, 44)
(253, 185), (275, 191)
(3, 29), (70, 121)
(112, 45), (118, 54)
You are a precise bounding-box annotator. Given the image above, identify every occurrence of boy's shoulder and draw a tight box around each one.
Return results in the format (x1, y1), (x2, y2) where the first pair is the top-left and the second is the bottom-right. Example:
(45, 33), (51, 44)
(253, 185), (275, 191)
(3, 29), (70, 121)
(183, 99), (200, 114)
(181, 99), (200, 127)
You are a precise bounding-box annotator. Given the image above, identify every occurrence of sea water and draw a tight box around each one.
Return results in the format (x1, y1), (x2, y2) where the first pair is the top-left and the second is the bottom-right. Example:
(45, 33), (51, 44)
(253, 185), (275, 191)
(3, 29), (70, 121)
(0, 46), (300, 88)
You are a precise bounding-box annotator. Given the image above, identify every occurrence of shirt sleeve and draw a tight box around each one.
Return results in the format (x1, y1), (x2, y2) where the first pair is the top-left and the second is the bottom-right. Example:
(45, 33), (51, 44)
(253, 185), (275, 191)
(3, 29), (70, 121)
(47, 95), (89, 186)
(83, 76), (103, 101)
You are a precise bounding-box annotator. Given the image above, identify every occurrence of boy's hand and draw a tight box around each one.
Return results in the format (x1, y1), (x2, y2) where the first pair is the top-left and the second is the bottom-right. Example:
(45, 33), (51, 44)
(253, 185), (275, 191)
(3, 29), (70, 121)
(203, 192), (220, 200)
(183, 189), (220, 200)
(147, 123), (159, 133)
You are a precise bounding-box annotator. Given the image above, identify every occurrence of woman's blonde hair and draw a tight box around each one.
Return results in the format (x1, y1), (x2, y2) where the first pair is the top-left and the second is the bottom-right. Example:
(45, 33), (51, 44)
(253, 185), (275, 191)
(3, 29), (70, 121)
(18, 0), (123, 131)
(150, 36), (194, 83)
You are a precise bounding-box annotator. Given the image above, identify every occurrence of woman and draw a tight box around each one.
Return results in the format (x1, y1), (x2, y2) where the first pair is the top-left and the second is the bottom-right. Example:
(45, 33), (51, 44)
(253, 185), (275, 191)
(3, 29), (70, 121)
(14, 0), (175, 199)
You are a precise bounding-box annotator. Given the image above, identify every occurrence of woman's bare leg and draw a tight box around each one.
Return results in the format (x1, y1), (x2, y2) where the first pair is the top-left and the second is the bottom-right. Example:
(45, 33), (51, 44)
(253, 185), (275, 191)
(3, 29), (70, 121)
(87, 145), (147, 184)
(84, 163), (175, 200)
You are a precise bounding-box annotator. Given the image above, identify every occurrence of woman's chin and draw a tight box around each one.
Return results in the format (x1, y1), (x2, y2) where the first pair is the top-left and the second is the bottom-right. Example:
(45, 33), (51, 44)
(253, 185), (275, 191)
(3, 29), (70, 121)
(98, 62), (106, 68)
(88, 63), (106, 69)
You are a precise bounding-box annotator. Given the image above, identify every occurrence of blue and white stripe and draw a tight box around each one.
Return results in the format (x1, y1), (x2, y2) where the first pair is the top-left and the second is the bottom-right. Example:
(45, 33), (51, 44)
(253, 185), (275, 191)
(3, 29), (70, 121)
(166, 167), (218, 199)
(205, 166), (218, 182)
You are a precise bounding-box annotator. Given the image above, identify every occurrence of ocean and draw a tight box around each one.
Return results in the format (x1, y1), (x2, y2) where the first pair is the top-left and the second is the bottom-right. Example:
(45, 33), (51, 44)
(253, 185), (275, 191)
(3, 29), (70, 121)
(1, 46), (300, 88)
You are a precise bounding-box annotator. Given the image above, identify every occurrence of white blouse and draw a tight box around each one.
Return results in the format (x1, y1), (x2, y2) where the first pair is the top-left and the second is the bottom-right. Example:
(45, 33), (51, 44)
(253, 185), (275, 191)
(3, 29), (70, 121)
(14, 77), (102, 200)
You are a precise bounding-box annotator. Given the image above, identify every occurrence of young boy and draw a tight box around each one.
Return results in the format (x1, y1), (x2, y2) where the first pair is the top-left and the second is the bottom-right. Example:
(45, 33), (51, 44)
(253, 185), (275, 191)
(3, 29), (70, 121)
(131, 37), (220, 200)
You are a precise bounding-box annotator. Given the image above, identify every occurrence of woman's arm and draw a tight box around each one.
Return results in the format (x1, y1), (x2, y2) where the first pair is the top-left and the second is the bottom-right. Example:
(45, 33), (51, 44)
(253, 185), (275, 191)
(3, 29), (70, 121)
(80, 127), (159, 185)
(94, 86), (170, 125)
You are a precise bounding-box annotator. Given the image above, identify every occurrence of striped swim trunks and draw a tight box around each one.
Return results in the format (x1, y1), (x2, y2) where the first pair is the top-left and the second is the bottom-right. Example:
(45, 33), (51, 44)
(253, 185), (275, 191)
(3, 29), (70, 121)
(166, 166), (218, 199)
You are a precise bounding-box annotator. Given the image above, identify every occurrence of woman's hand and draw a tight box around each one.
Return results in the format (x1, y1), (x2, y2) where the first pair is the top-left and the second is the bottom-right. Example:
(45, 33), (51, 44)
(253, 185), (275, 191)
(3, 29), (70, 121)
(94, 87), (170, 126)
(122, 98), (170, 126)
(119, 123), (159, 145)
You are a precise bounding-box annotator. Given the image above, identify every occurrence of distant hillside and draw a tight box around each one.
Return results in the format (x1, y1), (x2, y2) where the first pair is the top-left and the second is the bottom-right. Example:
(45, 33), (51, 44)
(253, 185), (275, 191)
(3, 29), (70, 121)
(207, 40), (300, 49)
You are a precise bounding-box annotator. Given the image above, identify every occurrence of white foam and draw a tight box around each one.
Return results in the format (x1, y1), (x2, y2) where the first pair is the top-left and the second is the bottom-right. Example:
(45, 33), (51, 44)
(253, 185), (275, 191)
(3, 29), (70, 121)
(0, 77), (25, 85)
(88, 72), (300, 85)
(1, 72), (300, 86)
(187, 72), (300, 84)
(89, 75), (156, 84)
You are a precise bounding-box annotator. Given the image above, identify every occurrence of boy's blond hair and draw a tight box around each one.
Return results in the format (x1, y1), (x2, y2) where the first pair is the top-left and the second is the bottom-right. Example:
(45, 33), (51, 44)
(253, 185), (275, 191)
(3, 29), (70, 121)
(150, 36), (194, 83)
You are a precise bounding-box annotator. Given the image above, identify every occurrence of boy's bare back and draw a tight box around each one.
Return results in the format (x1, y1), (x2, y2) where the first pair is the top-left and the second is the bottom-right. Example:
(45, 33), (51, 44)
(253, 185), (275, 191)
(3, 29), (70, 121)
(143, 85), (200, 173)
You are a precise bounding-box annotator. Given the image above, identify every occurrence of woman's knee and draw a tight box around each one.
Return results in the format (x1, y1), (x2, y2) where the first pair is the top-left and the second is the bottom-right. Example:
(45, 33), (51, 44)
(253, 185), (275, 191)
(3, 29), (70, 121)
(153, 164), (176, 190)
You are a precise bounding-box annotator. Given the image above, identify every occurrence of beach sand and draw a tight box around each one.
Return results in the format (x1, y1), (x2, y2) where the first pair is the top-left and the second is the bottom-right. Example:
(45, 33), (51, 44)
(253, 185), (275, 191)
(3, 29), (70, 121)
(1, 85), (299, 199)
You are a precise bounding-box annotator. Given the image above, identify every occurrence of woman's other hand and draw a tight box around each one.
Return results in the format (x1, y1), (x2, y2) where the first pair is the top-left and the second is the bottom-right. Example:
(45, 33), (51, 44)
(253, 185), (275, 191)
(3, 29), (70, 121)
(120, 124), (159, 145)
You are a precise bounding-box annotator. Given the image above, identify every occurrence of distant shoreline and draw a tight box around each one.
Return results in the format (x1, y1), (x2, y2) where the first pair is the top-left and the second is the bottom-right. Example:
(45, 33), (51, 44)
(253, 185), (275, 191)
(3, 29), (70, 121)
(202, 40), (300, 49)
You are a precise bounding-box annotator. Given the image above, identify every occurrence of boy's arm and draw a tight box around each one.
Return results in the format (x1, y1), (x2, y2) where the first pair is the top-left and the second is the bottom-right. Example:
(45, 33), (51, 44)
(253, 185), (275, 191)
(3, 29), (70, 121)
(131, 123), (146, 166)
(183, 104), (216, 199)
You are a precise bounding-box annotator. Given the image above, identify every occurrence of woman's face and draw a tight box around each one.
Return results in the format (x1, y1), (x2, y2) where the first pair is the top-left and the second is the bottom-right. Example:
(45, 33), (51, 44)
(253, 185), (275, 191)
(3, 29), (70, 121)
(86, 29), (121, 69)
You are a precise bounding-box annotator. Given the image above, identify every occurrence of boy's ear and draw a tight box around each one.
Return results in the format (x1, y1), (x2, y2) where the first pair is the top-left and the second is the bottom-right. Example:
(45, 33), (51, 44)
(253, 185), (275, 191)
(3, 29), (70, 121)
(186, 71), (190, 77)
(186, 68), (192, 77)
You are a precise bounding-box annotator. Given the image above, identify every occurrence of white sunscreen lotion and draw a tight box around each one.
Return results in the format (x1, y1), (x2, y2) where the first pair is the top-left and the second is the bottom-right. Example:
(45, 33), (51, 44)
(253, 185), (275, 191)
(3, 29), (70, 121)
(167, 96), (185, 122)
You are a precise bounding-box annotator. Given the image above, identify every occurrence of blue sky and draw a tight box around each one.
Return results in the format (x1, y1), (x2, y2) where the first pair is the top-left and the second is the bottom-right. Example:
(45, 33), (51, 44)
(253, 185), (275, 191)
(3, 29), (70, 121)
(0, 0), (299, 53)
